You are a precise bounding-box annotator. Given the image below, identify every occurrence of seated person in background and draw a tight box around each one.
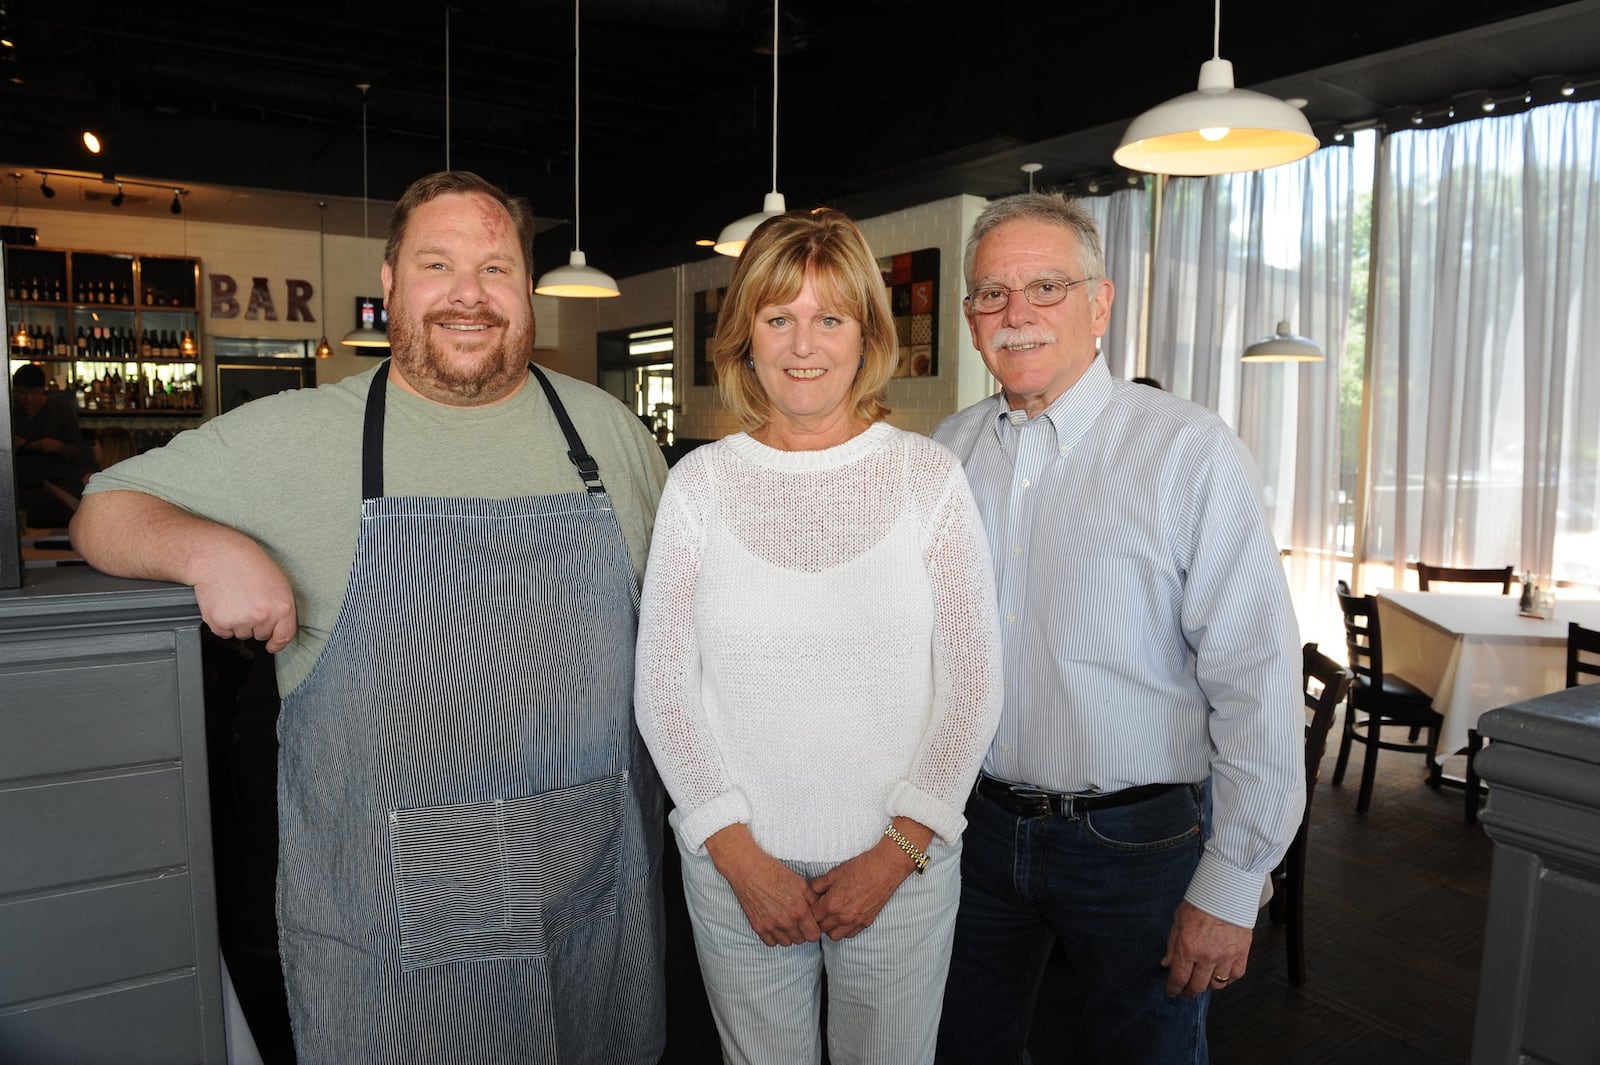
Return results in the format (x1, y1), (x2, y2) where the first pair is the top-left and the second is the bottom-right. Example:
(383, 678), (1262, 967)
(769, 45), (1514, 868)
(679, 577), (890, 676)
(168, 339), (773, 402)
(11, 363), (85, 527)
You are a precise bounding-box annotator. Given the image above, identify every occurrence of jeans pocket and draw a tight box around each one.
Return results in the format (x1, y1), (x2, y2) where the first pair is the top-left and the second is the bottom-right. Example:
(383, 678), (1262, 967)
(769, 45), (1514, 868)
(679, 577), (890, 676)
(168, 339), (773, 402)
(389, 772), (627, 971)
(1081, 785), (1202, 853)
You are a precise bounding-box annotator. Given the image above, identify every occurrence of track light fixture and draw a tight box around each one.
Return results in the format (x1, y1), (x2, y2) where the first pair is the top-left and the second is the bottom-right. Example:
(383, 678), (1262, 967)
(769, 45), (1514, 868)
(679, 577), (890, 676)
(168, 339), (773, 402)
(32, 170), (191, 211)
(82, 130), (102, 154)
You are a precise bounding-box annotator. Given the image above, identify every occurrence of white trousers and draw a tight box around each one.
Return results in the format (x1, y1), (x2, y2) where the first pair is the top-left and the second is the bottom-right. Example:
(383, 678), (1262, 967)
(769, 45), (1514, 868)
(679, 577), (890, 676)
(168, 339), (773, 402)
(672, 813), (961, 1065)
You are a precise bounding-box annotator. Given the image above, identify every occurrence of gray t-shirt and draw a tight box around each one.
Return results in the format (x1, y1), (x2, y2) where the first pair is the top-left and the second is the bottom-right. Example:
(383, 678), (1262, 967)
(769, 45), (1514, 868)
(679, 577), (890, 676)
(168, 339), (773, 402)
(86, 364), (668, 693)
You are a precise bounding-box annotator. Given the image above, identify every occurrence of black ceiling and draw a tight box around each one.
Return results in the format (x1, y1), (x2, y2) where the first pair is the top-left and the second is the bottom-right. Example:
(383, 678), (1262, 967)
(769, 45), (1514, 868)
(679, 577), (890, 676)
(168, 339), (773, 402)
(3, 0), (1598, 279)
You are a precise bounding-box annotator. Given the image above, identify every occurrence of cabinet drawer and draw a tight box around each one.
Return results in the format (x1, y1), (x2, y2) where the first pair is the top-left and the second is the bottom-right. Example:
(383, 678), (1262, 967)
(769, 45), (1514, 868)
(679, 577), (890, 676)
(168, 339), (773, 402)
(0, 971), (207, 1065)
(0, 873), (196, 1005)
(0, 638), (183, 781)
(0, 767), (188, 895)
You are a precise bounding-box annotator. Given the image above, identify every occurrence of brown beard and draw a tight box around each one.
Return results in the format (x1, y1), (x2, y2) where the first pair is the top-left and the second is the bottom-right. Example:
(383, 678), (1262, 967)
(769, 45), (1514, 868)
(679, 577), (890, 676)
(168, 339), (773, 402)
(386, 297), (533, 405)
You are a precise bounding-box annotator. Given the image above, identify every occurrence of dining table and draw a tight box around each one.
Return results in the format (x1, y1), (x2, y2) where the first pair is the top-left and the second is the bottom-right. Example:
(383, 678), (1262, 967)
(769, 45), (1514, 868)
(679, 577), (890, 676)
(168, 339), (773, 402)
(1376, 589), (1600, 760)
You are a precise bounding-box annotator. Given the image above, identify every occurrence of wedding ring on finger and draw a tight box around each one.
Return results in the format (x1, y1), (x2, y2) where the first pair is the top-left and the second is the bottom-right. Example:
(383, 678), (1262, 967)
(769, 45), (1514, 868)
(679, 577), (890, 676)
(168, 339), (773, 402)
(1212, 975), (1231, 984)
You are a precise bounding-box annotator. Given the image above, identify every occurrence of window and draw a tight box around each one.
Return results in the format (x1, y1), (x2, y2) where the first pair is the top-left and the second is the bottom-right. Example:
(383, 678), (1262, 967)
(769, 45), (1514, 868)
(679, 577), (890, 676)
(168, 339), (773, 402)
(597, 323), (675, 446)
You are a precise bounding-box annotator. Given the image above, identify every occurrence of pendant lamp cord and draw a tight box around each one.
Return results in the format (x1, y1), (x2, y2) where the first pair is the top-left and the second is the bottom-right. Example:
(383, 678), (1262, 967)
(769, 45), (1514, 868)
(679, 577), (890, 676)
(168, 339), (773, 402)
(445, 6), (452, 170)
(1212, 0), (1222, 60)
(318, 201), (328, 327)
(573, 0), (582, 251)
(769, 0), (779, 195)
(360, 85), (370, 246)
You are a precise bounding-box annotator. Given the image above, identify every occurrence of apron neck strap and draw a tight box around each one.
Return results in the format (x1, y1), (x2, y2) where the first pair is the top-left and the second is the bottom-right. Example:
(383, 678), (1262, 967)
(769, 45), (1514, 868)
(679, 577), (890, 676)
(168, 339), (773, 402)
(360, 360), (607, 501)
(361, 361), (391, 501)
(528, 363), (606, 494)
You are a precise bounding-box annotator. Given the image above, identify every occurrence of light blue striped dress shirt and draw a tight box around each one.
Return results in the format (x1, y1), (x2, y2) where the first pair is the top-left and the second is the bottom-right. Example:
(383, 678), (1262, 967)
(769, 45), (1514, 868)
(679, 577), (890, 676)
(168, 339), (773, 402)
(933, 357), (1304, 927)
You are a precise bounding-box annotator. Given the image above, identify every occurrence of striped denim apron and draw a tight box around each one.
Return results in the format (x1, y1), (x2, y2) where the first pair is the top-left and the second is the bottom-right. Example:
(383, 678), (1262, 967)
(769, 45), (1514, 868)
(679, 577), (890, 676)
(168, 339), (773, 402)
(275, 362), (666, 1064)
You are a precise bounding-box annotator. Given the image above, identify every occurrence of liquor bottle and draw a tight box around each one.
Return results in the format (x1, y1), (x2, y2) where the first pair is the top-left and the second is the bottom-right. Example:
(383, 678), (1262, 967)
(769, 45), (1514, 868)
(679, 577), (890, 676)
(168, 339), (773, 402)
(52, 277), (63, 302)
(42, 325), (55, 357)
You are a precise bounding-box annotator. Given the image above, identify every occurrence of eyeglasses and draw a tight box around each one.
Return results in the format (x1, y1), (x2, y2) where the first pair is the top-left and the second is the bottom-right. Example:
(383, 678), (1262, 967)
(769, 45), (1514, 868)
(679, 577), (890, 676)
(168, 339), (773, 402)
(963, 276), (1098, 315)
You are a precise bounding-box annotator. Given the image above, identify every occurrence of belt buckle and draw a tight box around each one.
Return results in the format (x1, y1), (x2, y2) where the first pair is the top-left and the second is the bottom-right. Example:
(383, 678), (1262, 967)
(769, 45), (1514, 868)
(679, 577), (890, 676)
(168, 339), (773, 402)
(1009, 786), (1055, 818)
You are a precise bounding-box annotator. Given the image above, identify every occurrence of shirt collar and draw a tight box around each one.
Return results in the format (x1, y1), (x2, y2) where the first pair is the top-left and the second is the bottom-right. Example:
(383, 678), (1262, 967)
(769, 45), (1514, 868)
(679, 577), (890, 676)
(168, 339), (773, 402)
(987, 357), (1114, 454)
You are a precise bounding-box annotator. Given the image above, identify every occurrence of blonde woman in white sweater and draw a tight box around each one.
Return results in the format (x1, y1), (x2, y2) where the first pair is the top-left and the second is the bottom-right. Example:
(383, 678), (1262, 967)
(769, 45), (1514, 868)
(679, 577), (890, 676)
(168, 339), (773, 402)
(635, 210), (1003, 1065)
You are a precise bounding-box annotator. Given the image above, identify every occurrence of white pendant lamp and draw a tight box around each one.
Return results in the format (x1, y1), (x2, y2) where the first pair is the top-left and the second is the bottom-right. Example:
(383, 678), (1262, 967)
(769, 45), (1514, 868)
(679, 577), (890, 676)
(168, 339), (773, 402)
(1242, 319), (1324, 362)
(1114, 0), (1318, 176)
(536, 0), (619, 297)
(343, 84), (391, 348)
(714, 0), (786, 256)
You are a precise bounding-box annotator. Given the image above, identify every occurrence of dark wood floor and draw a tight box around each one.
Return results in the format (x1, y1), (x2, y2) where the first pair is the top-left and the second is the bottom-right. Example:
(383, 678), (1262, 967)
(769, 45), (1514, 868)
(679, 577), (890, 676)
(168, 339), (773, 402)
(1193, 742), (1488, 1065)
(217, 688), (1491, 1064)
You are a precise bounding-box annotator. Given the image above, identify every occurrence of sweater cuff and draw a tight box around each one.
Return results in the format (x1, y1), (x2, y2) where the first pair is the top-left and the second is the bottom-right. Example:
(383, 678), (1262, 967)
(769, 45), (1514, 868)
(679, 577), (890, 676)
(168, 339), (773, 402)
(1183, 851), (1265, 929)
(884, 780), (968, 847)
(675, 789), (753, 855)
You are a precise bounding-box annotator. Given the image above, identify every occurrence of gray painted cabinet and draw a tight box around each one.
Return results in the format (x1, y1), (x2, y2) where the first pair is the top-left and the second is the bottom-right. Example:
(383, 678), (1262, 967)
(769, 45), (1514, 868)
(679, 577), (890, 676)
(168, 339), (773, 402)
(0, 568), (225, 1064)
(1471, 682), (1600, 1065)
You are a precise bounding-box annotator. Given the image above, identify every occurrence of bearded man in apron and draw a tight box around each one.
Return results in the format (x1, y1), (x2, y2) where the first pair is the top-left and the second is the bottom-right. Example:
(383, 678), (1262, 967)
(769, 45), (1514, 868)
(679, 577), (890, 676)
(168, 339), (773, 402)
(72, 171), (669, 1064)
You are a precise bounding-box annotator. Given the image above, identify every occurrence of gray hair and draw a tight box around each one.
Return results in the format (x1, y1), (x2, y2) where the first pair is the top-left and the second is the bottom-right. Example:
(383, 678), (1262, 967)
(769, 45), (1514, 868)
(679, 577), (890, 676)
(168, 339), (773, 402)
(963, 192), (1107, 289)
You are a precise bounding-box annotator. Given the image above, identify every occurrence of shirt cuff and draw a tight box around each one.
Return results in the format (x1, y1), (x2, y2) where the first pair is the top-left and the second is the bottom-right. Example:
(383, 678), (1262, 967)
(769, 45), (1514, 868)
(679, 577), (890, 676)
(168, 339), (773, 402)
(884, 780), (968, 847)
(1184, 850), (1267, 929)
(674, 789), (753, 855)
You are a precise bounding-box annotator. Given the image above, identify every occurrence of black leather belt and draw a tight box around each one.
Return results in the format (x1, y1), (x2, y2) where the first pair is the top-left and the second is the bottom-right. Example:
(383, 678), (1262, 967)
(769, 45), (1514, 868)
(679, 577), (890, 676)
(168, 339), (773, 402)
(975, 772), (1187, 818)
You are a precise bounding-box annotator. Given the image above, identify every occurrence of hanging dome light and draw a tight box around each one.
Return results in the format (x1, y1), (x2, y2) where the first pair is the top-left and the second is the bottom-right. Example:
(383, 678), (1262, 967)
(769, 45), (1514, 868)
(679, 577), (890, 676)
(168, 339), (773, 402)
(535, 0), (619, 297)
(1114, 0), (1317, 176)
(342, 84), (390, 349)
(1242, 320), (1324, 362)
(714, 0), (786, 256)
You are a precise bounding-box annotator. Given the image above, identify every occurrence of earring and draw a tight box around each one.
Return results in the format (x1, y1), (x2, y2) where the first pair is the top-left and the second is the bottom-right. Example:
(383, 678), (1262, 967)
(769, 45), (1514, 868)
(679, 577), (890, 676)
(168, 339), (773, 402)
(746, 357), (755, 370)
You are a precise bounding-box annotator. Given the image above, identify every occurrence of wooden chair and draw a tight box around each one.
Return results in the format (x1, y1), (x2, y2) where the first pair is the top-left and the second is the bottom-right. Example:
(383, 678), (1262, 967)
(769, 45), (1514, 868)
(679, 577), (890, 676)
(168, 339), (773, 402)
(1569, 622), (1600, 687)
(1332, 581), (1443, 813)
(1268, 643), (1353, 985)
(1415, 563), (1514, 594)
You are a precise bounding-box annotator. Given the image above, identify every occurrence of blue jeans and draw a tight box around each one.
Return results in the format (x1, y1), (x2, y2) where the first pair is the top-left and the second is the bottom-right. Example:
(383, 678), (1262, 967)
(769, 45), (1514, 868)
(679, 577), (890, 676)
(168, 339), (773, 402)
(935, 780), (1210, 1065)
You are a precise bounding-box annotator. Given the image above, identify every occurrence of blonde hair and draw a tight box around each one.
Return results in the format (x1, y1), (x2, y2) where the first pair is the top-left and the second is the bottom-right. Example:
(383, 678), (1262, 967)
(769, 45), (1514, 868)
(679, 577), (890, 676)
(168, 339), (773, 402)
(711, 210), (896, 430)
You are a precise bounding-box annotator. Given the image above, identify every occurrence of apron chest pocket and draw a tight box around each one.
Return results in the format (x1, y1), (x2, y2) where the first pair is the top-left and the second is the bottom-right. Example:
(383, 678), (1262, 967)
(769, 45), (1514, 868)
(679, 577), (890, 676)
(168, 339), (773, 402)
(388, 772), (627, 971)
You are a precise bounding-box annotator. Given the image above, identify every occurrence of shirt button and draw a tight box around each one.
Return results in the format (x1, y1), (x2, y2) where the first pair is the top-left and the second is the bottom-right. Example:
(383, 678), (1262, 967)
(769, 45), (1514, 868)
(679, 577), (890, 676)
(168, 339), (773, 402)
(1020, 479), (1031, 488)
(1012, 545), (1022, 555)
(1005, 612), (1016, 623)
(1059, 447), (1069, 456)
(1003, 678), (1012, 688)
(1000, 744), (1012, 753)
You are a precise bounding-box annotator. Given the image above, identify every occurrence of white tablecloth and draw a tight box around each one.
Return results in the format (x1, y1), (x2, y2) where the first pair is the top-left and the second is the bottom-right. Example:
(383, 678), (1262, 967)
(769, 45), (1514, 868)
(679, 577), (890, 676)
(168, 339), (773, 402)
(1376, 591), (1600, 757)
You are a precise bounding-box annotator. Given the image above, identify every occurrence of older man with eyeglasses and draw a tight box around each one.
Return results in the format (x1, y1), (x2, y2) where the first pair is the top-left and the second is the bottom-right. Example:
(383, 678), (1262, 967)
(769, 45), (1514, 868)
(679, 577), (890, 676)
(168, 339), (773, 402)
(932, 193), (1303, 1065)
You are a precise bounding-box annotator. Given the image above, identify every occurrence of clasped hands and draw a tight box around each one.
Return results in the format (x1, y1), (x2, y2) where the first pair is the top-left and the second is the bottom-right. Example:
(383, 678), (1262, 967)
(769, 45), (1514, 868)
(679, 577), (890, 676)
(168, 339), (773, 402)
(704, 822), (926, 947)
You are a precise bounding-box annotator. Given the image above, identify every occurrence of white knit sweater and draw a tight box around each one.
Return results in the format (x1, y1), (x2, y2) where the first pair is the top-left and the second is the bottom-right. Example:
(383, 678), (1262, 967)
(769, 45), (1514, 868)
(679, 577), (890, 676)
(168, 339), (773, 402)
(634, 422), (1003, 863)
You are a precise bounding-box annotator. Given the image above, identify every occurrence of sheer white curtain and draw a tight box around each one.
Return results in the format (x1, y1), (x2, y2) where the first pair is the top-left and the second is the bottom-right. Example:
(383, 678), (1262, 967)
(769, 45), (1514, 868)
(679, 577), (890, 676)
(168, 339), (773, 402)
(1084, 187), (1149, 381)
(1366, 101), (1600, 587)
(1144, 149), (1356, 648)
